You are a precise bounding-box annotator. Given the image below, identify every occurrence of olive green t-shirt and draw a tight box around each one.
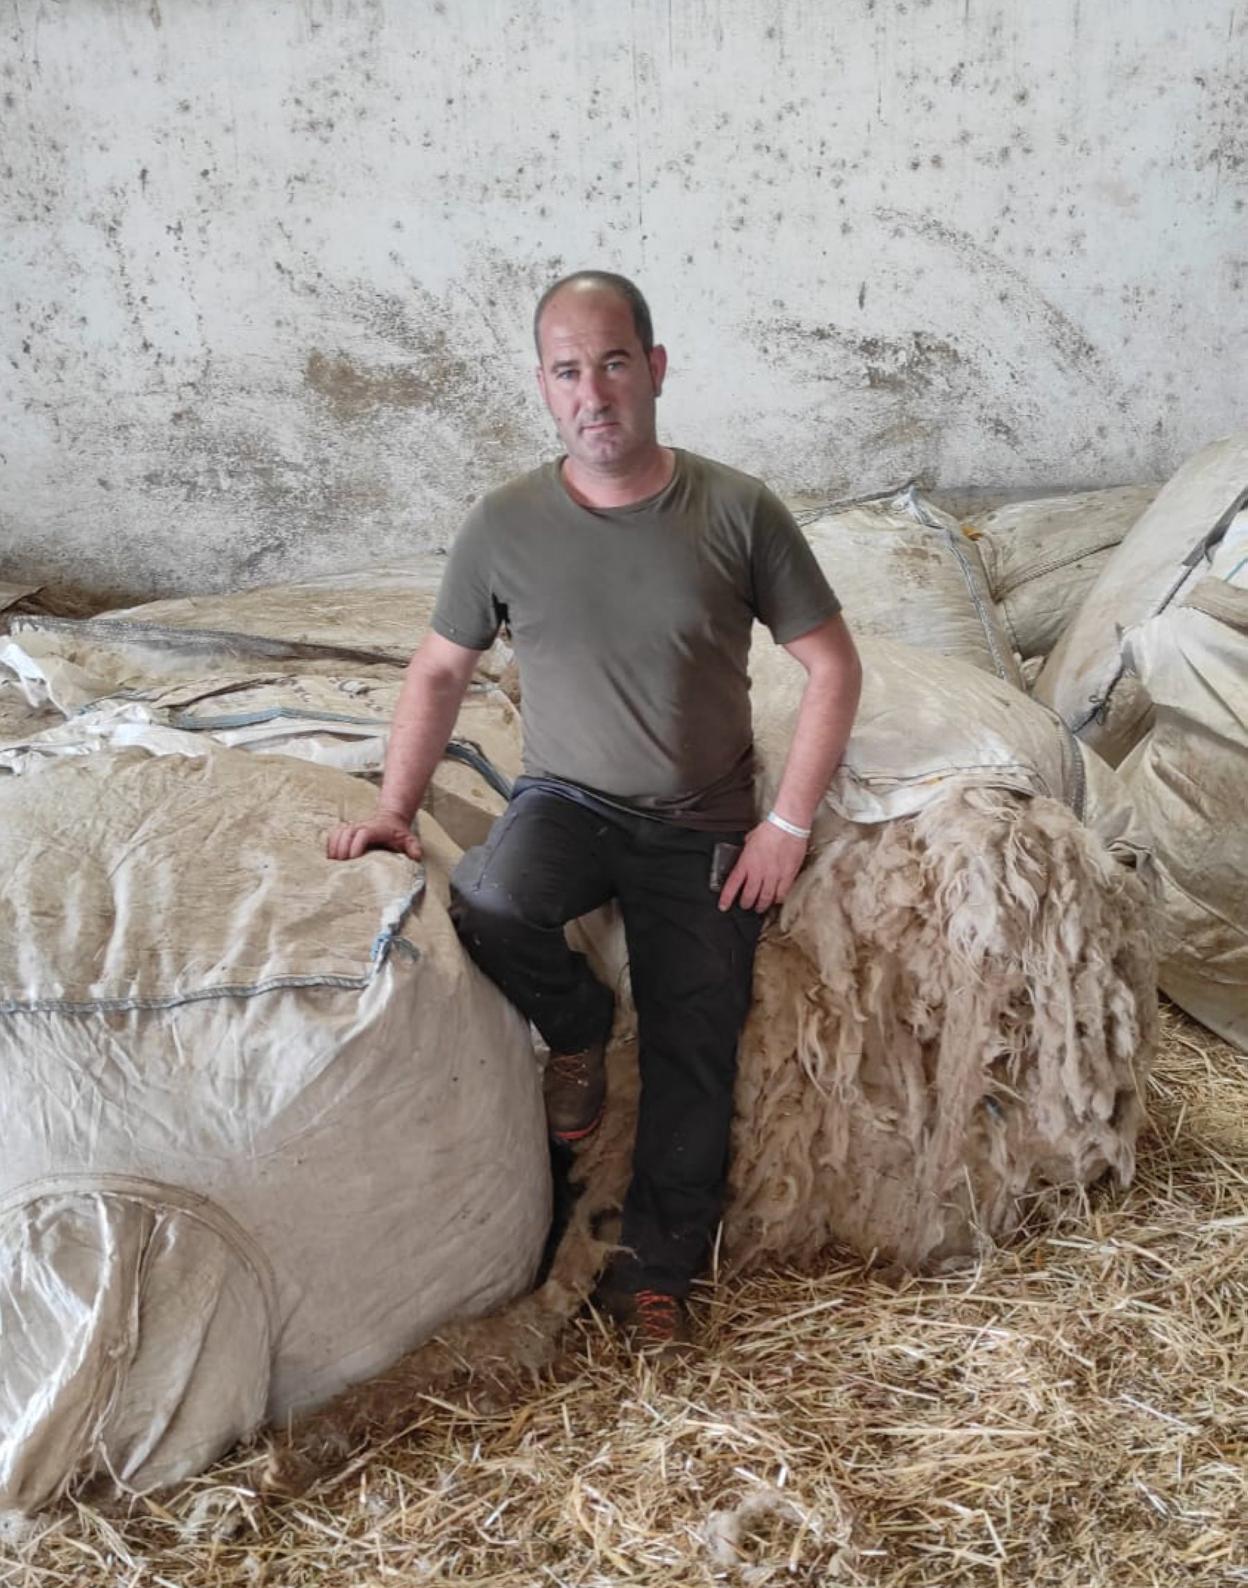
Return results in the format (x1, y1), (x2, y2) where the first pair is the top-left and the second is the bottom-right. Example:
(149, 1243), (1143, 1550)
(431, 449), (841, 830)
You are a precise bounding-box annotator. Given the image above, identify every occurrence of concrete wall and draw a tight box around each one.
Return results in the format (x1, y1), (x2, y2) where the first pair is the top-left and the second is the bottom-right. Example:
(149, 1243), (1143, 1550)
(2, 0), (1244, 597)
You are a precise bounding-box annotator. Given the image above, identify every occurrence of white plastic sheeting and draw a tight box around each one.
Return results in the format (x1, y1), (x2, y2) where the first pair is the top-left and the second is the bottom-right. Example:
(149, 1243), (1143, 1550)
(1119, 515), (1248, 1046)
(0, 746), (549, 1514)
(795, 487), (1023, 688)
(1034, 433), (1248, 765)
(966, 485), (1157, 661)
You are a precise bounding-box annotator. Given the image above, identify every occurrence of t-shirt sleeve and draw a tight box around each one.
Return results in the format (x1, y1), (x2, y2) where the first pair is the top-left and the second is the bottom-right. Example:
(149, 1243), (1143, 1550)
(750, 488), (842, 644)
(430, 500), (501, 652)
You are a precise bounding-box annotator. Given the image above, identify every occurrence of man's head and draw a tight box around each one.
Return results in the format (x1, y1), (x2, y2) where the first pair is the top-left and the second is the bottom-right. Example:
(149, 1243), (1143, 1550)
(533, 271), (667, 479)
(533, 270), (655, 358)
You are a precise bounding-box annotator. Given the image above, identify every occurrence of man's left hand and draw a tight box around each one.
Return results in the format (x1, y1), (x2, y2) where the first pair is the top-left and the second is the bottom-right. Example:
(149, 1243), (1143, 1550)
(718, 820), (809, 913)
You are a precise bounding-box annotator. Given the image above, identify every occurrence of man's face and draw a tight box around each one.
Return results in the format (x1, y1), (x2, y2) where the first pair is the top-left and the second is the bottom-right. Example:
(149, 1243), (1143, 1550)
(535, 286), (667, 475)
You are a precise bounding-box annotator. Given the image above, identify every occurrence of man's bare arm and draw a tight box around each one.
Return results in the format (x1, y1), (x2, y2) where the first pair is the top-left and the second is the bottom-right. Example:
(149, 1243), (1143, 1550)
(719, 614), (862, 912)
(326, 632), (484, 861)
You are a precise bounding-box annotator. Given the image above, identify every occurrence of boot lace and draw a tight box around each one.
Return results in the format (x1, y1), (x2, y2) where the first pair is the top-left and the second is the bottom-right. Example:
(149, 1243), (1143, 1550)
(633, 1289), (681, 1341)
(547, 1049), (592, 1088)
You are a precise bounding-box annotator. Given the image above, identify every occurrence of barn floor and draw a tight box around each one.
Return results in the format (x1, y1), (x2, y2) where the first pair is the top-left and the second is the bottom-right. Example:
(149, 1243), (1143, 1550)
(3, 1001), (1245, 1588)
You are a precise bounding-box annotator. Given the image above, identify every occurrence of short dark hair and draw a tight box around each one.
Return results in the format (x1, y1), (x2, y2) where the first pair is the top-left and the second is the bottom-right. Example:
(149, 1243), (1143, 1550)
(533, 270), (654, 358)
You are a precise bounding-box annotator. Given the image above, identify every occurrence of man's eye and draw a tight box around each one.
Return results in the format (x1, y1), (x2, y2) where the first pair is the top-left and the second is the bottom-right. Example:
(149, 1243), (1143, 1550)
(555, 369), (576, 380)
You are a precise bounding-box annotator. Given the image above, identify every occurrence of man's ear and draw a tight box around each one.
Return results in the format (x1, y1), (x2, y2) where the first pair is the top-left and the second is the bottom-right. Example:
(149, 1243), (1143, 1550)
(535, 365), (548, 406)
(648, 344), (668, 397)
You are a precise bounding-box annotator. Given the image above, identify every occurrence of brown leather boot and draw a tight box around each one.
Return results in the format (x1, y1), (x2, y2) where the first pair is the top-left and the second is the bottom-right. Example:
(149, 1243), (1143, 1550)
(542, 1037), (607, 1145)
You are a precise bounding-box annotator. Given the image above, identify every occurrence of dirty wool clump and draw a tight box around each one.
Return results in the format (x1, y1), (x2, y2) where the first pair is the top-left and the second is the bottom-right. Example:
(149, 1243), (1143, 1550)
(725, 785), (1158, 1269)
(255, 784), (1156, 1495)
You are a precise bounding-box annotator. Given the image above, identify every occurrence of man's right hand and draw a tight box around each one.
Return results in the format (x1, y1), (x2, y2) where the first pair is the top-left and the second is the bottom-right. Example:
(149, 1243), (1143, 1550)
(325, 809), (422, 863)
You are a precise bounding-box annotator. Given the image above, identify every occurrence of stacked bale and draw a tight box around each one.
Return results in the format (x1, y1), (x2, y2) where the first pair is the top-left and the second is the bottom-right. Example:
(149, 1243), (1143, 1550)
(793, 486), (1022, 686)
(0, 746), (548, 1514)
(1034, 431), (1248, 765)
(0, 564), (521, 852)
(963, 484), (1157, 662)
(1119, 513), (1248, 1046)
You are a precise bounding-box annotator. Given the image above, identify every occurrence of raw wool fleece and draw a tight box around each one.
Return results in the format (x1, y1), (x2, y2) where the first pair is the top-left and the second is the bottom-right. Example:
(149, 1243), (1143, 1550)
(965, 485), (1157, 661)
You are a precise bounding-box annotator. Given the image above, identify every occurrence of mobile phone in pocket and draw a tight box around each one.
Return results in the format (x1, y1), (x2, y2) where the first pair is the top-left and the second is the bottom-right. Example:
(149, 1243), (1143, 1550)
(708, 841), (743, 893)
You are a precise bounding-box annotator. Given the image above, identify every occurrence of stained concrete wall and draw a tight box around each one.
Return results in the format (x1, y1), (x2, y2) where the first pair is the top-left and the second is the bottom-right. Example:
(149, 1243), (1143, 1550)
(1, 0), (1244, 597)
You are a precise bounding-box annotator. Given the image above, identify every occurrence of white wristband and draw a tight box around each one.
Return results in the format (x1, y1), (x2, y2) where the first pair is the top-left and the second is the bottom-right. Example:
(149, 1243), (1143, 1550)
(766, 809), (812, 840)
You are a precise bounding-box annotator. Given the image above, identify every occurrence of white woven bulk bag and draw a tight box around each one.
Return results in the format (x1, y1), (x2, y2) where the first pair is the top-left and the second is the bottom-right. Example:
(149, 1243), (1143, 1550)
(0, 613), (521, 857)
(965, 485), (1157, 661)
(151, 677), (523, 851)
(0, 746), (548, 1515)
(100, 559), (513, 678)
(1034, 433), (1248, 765)
(0, 559), (512, 717)
(796, 488), (1022, 688)
(1119, 515), (1248, 1046)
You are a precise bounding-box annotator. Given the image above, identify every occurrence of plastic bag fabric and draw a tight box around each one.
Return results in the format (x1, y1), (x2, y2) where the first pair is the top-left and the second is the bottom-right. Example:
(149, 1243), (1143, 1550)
(795, 486), (1023, 688)
(0, 746), (548, 1514)
(966, 485), (1156, 661)
(1119, 515), (1248, 1045)
(1034, 433), (1248, 765)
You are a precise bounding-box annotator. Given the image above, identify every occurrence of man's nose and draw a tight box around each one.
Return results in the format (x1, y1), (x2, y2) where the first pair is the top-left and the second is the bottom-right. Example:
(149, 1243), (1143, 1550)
(580, 369), (610, 408)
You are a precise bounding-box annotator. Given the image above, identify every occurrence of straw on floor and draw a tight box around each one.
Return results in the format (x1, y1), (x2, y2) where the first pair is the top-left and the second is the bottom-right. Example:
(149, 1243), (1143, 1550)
(2, 1001), (1245, 1588)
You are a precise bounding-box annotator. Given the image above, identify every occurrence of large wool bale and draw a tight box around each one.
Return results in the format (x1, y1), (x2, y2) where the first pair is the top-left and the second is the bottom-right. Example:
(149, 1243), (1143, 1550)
(796, 487), (1023, 688)
(1033, 432), (1248, 765)
(742, 641), (1155, 1264)
(743, 615), (1150, 1266)
(0, 745), (548, 1515)
(1118, 515), (1248, 1046)
(0, 558), (512, 717)
(0, 633), (521, 855)
(964, 485), (1157, 661)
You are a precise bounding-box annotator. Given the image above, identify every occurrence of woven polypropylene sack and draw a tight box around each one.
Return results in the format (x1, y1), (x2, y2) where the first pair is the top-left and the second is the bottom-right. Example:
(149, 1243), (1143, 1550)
(0, 559), (512, 717)
(0, 746), (548, 1514)
(1118, 515), (1248, 1045)
(795, 488), (1023, 688)
(1033, 433), (1248, 765)
(750, 631), (1147, 865)
(966, 485), (1156, 660)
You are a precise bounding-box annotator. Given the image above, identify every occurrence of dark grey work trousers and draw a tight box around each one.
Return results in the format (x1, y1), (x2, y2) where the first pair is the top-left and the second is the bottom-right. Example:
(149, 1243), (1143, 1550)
(449, 777), (763, 1297)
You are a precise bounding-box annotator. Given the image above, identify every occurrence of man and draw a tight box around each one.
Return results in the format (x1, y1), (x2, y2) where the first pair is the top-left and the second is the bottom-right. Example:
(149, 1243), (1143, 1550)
(327, 270), (861, 1349)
